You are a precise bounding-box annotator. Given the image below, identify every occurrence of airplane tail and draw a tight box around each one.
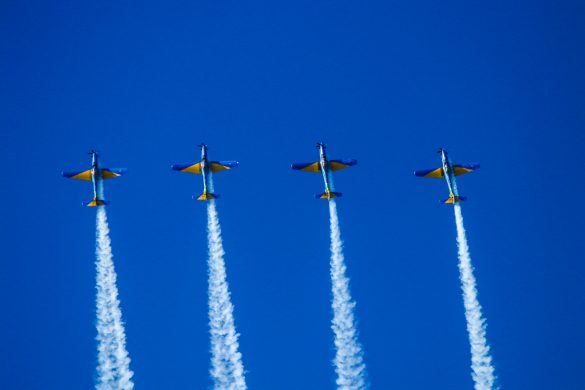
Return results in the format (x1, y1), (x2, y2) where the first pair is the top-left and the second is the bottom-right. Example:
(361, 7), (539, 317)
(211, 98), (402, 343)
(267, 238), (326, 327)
(442, 195), (466, 204)
(316, 191), (343, 200)
(194, 193), (219, 201)
(84, 197), (109, 207)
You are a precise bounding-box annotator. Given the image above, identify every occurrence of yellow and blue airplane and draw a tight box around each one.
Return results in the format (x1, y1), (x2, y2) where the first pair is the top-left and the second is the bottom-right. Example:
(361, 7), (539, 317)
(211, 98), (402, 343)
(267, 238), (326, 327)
(291, 142), (357, 199)
(62, 151), (127, 206)
(414, 148), (480, 204)
(171, 144), (239, 201)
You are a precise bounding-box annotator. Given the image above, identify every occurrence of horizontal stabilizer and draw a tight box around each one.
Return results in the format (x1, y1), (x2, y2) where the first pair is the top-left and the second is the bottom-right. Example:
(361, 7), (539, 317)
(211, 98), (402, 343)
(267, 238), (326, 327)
(195, 193), (219, 201)
(316, 191), (343, 199)
(442, 195), (466, 204)
(83, 198), (109, 207)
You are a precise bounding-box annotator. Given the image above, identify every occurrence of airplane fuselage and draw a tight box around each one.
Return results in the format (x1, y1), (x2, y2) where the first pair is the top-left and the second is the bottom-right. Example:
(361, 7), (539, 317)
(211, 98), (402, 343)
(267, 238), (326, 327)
(318, 144), (333, 193)
(200, 145), (210, 195)
(440, 149), (458, 198)
(90, 152), (102, 200)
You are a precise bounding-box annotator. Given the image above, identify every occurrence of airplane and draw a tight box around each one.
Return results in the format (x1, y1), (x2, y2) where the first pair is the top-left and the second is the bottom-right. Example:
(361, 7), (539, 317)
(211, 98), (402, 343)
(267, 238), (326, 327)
(291, 142), (357, 199)
(62, 150), (127, 206)
(171, 143), (239, 201)
(414, 148), (480, 204)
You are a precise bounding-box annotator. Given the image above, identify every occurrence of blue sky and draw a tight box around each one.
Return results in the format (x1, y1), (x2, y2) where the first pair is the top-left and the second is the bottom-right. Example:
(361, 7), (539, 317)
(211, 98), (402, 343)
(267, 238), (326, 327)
(1, 0), (584, 388)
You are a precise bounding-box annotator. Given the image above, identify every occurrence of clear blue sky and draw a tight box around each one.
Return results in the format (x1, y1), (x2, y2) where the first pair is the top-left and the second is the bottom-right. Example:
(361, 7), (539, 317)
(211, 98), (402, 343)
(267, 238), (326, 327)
(1, 1), (584, 388)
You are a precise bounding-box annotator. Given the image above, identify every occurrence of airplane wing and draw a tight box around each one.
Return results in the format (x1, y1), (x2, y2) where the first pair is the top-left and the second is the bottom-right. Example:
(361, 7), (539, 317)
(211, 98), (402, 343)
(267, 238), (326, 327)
(291, 162), (321, 172)
(62, 169), (92, 180)
(453, 163), (480, 176)
(329, 159), (357, 171)
(171, 162), (202, 174)
(414, 167), (444, 178)
(209, 161), (239, 172)
(101, 168), (127, 179)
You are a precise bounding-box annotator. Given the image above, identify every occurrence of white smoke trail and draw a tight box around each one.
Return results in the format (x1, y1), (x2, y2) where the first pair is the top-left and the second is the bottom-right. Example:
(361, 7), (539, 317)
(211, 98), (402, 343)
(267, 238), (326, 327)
(453, 204), (495, 390)
(95, 207), (134, 390)
(206, 200), (246, 389)
(328, 200), (367, 390)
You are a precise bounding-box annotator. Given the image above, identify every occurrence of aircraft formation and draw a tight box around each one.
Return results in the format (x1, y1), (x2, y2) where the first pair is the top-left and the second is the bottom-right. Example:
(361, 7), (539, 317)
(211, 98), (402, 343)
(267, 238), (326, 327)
(61, 142), (488, 389)
(62, 143), (479, 204)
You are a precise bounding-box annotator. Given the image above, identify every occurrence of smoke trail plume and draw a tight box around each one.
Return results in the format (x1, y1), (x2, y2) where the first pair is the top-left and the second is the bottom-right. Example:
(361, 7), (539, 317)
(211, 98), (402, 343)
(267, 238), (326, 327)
(95, 207), (134, 390)
(454, 204), (495, 390)
(206, 200), (246, 389)
(328, 200), (367, 389)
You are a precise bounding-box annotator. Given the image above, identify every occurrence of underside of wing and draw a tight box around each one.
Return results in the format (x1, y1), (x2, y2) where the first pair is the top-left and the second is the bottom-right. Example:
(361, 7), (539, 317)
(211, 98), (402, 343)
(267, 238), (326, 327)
(62, 169), (92, 181)
(453, 163), (480, 176)
(101, 168), (127, 179)
(329, 159), (357, 171)
(291, 162), (321, 172)
(210, 161), (239, 172)
(414, 167), (444, 178)
(172, 162), (202, 174)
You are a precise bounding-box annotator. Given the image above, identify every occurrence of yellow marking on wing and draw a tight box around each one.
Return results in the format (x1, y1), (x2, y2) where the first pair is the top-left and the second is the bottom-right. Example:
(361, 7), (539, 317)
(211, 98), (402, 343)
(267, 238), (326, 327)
(424, 167), (444, 178)
(329, 162), (350, 171)
(181, 163), (202, 174)
(453, 167), (473, 176)
(101, 171), (121, 179)
(210, 163), (230, 172)
(71, 170), (92, 181)
(301, 162), (321, 172)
